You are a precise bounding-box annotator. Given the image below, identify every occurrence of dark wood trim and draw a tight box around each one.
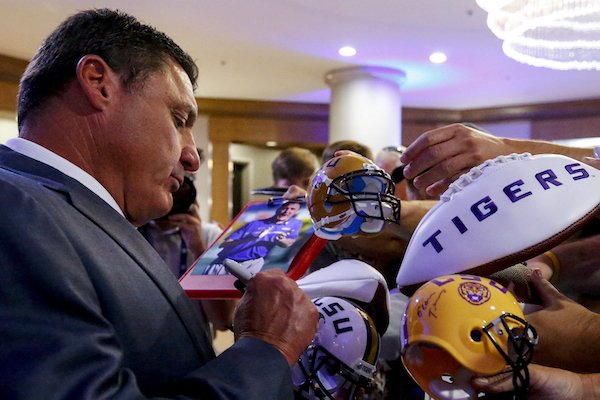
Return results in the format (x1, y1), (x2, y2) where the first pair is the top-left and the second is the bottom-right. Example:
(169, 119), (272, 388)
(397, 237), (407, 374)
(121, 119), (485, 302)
(2, 53), (599, 123)
(462, 98), (600, 122)
(0, 54), (28, 84)
(403, 107), (462, 124)
(0, 81), (19, 113)
(197, 98), (329, 120)
(208, 115), (328, 145)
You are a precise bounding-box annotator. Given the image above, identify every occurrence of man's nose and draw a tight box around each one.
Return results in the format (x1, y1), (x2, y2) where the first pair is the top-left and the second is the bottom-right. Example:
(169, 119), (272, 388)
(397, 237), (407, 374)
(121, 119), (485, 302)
(180, 136), (200, 173)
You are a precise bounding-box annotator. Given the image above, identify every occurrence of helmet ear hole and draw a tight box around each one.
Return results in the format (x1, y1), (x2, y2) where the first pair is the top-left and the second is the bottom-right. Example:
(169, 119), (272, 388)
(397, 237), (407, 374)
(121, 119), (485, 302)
(470, 329), (483, 342)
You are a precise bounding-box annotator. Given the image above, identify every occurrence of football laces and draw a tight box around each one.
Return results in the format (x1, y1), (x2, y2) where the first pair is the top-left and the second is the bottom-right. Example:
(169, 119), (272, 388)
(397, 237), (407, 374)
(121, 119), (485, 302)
(440, 153), (532, 202)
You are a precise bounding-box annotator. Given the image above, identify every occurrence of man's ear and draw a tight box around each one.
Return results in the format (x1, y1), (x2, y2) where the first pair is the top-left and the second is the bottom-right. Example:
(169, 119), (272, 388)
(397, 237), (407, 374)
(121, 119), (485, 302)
(75, 55), (117, 110)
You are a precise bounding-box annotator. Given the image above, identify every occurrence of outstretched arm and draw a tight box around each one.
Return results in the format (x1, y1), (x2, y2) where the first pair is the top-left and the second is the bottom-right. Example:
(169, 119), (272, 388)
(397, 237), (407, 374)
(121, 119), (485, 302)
(401, 123), (594, 198)
(524, 270), (600, 373)
(527, 234), (600, 293)
(472, 364), (600, 400)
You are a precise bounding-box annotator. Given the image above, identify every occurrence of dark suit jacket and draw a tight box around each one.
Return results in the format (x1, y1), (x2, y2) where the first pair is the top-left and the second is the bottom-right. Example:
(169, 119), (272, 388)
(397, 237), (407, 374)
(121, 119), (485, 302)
(0, 146), (292, 399)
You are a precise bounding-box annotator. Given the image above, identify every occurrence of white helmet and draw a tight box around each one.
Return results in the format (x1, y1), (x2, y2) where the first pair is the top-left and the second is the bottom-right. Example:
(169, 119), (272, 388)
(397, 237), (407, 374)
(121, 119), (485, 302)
(292, 296), (380, 399)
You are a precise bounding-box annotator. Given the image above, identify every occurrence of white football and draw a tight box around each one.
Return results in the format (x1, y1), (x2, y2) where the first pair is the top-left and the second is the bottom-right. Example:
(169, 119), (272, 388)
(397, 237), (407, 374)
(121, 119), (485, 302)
(396, 153), (600, 293)
(298, 259), (391, 333)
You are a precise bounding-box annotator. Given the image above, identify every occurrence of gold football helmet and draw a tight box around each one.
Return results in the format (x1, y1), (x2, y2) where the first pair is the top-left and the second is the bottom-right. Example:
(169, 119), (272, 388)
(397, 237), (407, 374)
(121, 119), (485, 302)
(401, 274), (537, 400)
(307, 154), (400, 240)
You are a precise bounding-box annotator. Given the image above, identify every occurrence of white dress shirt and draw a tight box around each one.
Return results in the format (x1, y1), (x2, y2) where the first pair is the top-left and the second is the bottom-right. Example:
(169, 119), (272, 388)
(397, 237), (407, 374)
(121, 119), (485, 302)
(5, 137), (125, 217)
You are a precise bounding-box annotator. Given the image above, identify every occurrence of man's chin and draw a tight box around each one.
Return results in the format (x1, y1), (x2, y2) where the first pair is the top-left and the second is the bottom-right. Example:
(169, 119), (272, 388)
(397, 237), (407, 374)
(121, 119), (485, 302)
(135, 203), (172, 226)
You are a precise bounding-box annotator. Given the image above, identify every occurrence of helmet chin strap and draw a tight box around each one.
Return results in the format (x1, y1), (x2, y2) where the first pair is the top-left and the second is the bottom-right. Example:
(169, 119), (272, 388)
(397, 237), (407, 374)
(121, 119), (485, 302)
(356, 200), (394, 234)
(315, 208), (388, 239)
(313, 210), (354, 231)
(359, 218), (385, 233)
(314, 211), (355, 240)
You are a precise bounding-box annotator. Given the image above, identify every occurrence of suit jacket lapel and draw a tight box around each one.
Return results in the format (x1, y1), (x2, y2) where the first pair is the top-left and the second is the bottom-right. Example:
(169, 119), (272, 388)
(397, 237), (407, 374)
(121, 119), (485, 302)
(0, 146), (213, 359)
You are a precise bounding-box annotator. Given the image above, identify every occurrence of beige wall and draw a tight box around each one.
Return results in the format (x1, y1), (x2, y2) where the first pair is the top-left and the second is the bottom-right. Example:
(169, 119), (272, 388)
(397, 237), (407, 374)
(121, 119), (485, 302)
(0, 111), (17, 143)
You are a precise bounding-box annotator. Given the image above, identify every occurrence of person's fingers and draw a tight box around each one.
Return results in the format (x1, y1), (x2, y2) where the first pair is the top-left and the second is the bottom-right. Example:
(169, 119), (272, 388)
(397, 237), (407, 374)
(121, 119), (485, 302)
(168, 216), (189, 227)
(411, 150), (477, 192)
(333, 149), (360, 158)
(400, 125), (458, 168)
(471, 370), (514, 394)
(403, 139), (461, 181)
(582, 157), (600, 169)
(234, 269), (318, 366)
(188, 203), (200, 217)
(529, 268), (571, 307)
(282, 184), (307, 199)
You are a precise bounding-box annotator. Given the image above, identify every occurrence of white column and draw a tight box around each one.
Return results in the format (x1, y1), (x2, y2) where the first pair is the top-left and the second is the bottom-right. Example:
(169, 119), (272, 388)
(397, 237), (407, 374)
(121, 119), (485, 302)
(325, 66), (405, 156)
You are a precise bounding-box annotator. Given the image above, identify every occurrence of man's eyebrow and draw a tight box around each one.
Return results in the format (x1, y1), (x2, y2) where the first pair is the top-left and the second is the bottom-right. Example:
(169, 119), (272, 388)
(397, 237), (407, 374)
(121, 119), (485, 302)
(173, 102), (197, 125)
(186, 107), (197, 125)
(183, 102), (198, 118)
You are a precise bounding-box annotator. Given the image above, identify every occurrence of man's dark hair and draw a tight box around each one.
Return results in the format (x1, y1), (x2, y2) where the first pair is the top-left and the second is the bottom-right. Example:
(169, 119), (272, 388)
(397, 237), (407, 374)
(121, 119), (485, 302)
(271, 147), (320, 184)
(17, 8), (198, 130)
(321, 140), (373, 163)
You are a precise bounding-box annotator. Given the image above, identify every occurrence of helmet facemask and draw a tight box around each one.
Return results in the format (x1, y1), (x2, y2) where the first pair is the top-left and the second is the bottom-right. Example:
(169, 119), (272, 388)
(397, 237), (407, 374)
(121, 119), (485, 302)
(482, 313), (538, 398)
(293, 343), (375, 400)
(312, 166), (400, 239)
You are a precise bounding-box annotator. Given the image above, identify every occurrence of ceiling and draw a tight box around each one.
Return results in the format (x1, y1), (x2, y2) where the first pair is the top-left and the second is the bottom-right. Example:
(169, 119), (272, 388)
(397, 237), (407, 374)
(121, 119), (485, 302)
(1, 0), (599, 110)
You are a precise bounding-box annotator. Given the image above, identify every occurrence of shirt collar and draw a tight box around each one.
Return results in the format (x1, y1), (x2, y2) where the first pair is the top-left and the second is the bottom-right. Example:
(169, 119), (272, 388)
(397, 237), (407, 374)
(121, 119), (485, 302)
(5, 137), (125, 217)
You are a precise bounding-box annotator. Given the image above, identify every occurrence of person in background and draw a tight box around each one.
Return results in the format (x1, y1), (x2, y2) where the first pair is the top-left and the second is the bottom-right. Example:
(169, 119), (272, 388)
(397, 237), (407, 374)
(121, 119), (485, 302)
(375, 145), (405, 175)
(311, 141), (422, 399)
(0, 8), (316, 399)
(139, 155), (231, 335)
(321, 139), (374, 164)
(140, 149), (222, 279)
(375, 145), (409, 200)
(271, 146), (320, 189)
(313, 141), (406, 285)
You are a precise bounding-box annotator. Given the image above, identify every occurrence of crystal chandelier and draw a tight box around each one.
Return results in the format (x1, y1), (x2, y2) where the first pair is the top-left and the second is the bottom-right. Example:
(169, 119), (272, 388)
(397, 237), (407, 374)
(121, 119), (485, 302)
(476, 0), (600, 70)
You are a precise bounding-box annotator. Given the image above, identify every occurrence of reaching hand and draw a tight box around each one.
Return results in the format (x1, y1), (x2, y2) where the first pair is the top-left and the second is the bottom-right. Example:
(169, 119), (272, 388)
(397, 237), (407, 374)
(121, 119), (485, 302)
(401, 123), (508, 197)
(526, 269), (600, 373)
(282, 184), (307, 200)
(582, 156), (600, 170)
(233, 269), (318, 366)
(472, 364), (589, 400)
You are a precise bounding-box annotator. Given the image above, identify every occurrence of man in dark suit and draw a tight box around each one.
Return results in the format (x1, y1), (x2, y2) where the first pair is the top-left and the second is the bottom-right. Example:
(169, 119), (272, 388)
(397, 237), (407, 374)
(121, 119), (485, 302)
(0, 8), (317, 399)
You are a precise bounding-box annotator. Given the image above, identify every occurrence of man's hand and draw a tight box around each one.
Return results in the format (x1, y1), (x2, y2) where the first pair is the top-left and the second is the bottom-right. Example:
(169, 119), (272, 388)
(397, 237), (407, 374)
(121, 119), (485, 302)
(525, 254), (555, 281)
(282, 184), (307, 200)
(526, 269), (600, 373)
(401, 123), (507, 197)
(401, 123), (595, 198)
(583, 156), (600, 170)
(472, 364), (590, 400)
(233, 269), (318, 366)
